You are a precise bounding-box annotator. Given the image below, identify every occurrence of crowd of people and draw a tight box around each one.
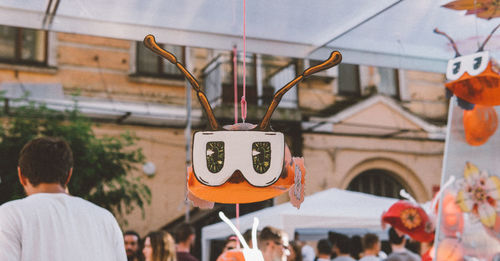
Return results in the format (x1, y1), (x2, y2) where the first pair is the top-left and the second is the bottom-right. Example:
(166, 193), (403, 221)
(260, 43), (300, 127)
(213, 227), (430, 261)
(124, 223), (199, 261)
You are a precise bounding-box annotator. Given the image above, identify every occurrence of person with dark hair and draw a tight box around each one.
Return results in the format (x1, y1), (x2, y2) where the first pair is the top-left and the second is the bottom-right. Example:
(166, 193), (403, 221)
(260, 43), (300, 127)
(359, 233), (381, 261)
(288, 241), (303, 261)
(315, 239), (332, 261)
(332, 234), (355, 261)
(258, 226), (290, 261)
(294, 232), (314, 261)
(221, 235), (240, 254)
(125, 230), (143, 261)
(385, 228), (420, 261)
(0, 137), (127, 260)
(350, 235), (362, 260)
(143, 230), (176, 261)
(174, 223), (198, 261)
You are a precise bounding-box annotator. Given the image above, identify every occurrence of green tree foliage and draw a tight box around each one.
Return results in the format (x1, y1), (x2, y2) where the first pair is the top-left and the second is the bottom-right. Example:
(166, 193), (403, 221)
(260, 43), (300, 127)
(0, 103), (151, 219)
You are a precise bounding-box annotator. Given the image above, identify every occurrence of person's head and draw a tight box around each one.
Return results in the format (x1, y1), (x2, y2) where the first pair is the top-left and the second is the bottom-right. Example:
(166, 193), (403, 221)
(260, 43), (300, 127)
(362, 233), (380, 255)
(124, 231), (141, 260)
(317, 239), (332, 257)
(287, 241), (302, 261)
(174, 223), (195, 246)
(388, 227), (405, 246)
(222, 235), (239, 252)
(333, 234), (351, 256)
(18, 137), (73, 194)
(242, 229), (257, 248)
(350, 235), (362, 259)
(143, 230), (176, 261)
(258, 226), (289, 261)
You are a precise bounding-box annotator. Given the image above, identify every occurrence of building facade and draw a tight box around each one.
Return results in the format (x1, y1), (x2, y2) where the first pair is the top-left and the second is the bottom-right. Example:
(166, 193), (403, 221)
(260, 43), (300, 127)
(0, 25), (447, 236)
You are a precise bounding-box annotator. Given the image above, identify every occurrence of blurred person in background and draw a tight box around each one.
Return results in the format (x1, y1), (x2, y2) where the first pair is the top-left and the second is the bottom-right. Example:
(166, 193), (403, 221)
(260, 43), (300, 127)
(222, 235), (239, 253)
(359, 233), (381, 261)
(385, 228), (420, 261)
(315, 239), (332, 261)
(124, 230), (143, 261)
(288, 241), (303, 261)
(258, 226), (290, 261)
(332, 234), (355, 261)
(174, 223), (198, 261)
(350, 235), (362, 260)
(143, 230), (176, 261)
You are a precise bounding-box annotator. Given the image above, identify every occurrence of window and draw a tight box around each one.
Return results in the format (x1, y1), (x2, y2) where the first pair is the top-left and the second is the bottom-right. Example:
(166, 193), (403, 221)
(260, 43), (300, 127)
(136, 42), (184, 79)
(221, 52), (257, 104)
(338, 63), (361, 96)
(347, 169), (410, 199)
(0, 25), (47, 65)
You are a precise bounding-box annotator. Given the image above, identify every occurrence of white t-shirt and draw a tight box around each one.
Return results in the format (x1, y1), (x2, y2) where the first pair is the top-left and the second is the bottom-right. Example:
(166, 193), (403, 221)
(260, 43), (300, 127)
(0, 193), (127, 261)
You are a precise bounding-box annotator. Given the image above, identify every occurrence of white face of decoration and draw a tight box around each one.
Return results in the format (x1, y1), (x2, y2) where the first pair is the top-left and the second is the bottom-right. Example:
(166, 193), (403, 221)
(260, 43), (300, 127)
(446, 51), (490, 81)
(192, 131), (285, 187)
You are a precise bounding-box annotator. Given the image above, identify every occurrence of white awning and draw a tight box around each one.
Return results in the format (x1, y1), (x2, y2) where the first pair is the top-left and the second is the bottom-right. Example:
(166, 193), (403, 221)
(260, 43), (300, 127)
(0, 0), (498, 72)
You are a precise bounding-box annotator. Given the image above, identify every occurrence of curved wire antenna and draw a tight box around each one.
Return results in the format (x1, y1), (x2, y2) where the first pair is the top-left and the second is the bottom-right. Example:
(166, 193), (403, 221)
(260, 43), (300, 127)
(143, 35), (220, 130)
(478, 23), (500, 52)
(433, 28), (461, 57)
(258, 51), (342, 130)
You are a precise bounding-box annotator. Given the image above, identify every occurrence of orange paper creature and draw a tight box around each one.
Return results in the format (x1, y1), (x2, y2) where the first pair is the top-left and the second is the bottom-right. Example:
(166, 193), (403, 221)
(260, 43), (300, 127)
(143, 35), (341, 206)
(434, 25), (500, 109)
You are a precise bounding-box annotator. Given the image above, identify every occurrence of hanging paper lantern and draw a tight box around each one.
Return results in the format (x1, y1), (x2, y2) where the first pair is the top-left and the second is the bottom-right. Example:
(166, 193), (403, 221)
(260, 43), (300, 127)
(436, 238), (463, 261)
(143, 35), (341, 206)
(434, 26), (500, 108)
(463, 105), (498, 146)
(440, 192), (464, 237)
(382, 200), (435, 242)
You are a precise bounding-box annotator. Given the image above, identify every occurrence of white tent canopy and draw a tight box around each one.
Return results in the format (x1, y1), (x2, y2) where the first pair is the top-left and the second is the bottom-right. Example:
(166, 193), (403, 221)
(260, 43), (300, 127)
(0, 0), (499, 72)
(201, 189), (398, 261)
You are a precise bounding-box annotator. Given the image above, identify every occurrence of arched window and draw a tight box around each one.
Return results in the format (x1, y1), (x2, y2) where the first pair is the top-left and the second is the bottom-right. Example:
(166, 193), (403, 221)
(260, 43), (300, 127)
(347, 169), (411, 199)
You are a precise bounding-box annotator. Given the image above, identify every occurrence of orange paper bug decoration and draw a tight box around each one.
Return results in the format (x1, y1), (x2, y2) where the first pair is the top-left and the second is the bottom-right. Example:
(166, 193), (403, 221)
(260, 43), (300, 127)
(463, 105), (498, 146)
(434, 25), (500, 109)
(143, 35), (341, 206)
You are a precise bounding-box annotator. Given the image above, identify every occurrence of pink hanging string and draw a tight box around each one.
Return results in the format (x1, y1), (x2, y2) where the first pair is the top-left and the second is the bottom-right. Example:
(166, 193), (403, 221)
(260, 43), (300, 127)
(233, 45), (238, 124)
(235, 0), (246, 248)
(240, 0), (247, 122)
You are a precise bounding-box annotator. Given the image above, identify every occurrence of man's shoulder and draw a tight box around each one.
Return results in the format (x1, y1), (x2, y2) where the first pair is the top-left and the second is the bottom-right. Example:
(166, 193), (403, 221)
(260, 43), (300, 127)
(1, 194), (115, 221)
(386, 250), (420, 261)
(177, 251), (199, 261)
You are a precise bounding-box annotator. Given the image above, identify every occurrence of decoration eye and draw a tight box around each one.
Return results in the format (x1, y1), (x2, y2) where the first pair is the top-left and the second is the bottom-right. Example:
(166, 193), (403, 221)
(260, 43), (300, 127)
(206, 141), (224, 173)
(252, 142), (271, 174)
(453, 62), (461, 74)
(473, 57), (482, 70)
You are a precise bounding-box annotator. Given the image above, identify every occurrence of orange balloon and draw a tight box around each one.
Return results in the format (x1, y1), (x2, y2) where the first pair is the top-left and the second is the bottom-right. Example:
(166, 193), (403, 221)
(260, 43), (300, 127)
(436, 238), (463, 261)
(463, 105), (498, 146)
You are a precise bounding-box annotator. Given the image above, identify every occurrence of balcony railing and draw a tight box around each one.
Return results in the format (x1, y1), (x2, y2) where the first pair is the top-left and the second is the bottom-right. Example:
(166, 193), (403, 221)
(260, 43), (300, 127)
(202, 54), (298, 110)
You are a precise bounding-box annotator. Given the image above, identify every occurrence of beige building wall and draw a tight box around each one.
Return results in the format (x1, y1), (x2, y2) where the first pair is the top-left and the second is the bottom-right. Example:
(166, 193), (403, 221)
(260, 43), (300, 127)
(0, 30), (449, 236)
(301, 134), (443, 202)
(93, 124), (189, 236)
